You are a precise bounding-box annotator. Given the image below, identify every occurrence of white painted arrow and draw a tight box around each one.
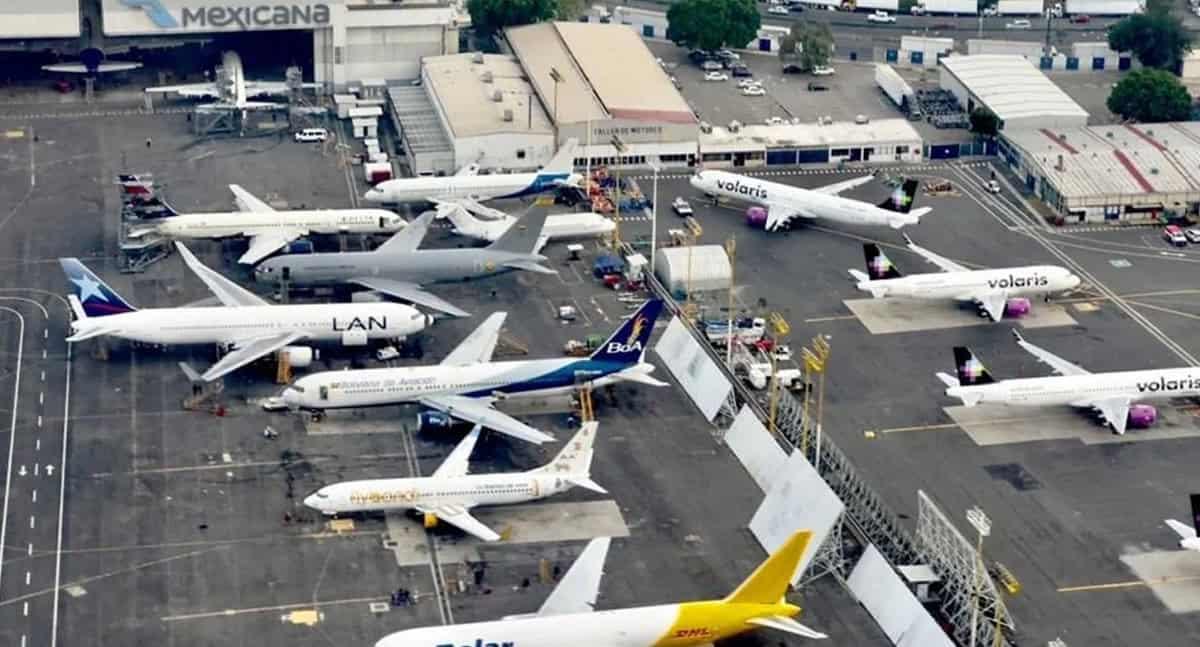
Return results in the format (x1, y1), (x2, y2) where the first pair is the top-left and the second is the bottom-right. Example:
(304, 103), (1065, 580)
(45, 464), (54, 477)
(18, 465), (26, 477)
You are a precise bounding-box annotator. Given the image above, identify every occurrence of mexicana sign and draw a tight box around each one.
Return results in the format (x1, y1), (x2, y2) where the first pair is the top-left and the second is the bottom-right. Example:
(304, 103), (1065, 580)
(120, 0), (332, 30)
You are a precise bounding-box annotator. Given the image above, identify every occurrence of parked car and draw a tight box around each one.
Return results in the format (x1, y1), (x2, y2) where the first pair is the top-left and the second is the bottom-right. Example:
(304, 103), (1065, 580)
(854, 114), (869, 124)
(985, 179), (1001, 193)
(731, 64), (753, 77)
(672, 197), (694, 217)
(703, 71), (729, 81)
(768, 4), (790, 14)
(1164, 225), (1188, 247)
(1186, 228), (1200, 244)
(782, 63), (804, 74)
(812, 65), (835, 76)
(789, 2), (805, 12)
(982, 5), (998, 15)
(910, 4), (926, 14)
(1070, 13), (1090, 23)
(737, 78), (762, 89)
(1006, 19), (1032, 29)
(294, 128), (328, 143)
(742, 85), (767, 96)
(716, 48), (740, 61)
(867, 10), (896, 23)
(807, 81), (829, 91)
(701, 59), (723, 71)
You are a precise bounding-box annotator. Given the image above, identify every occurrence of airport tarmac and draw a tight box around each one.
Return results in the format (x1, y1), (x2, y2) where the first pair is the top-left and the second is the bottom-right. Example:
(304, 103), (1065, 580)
(639, 162), (1200, 644)
(0, 106), (888, 646)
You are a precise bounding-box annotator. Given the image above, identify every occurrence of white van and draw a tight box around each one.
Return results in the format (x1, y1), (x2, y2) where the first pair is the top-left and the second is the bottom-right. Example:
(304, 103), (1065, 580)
(294, 128), (328, 143)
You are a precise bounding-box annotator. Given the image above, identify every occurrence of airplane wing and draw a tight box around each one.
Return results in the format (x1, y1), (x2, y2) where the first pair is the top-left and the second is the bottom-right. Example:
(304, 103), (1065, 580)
(747, 616), (828, 639)
(441, 313), (507, 366)
(175, 242), (269, 307)
(1088, 397), (1131, 435)
(376, 211), (434, 253)
(243, 81), (291, 98)
(502, 259), (557, 275)
(145, 82), (220, 98)
(347, 277), (470, 318)
(1166, 518), (1198, 540)
(44, 61), (143, 74)
(973, 291), (1008, 324)
(431, 425), (482, 479)
(1013, 331), (1091, 377)
(904, 234), (968, 273)
(536, 537), (611, 616)
(812, 175), (875, 196)
(418, 394), (554, 444)
(238, 230), (305, 265)
(228, 185), (276, 212)
(765, 206), (818, 231)
(415, 503), (501, 542)
(201, 331), (307, 382)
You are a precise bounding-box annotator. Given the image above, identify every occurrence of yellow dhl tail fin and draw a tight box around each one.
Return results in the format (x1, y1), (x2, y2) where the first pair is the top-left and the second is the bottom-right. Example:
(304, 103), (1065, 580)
(723, 530), (813, 605)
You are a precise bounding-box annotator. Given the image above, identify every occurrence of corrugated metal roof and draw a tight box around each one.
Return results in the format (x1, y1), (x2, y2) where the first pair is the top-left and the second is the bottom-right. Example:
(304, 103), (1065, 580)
(423, 53), (553, 138)
(386, 86), (452, 155)
(940, 55), (1089, 123)
(699, 119), (923, 149)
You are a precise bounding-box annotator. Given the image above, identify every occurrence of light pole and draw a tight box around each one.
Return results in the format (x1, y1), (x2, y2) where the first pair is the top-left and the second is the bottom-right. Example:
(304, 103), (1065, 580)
(549, 67), (564, 152)
(610, 134), (626, 248)
(649, 162), (660, 275)
(966, 506), (992, 647)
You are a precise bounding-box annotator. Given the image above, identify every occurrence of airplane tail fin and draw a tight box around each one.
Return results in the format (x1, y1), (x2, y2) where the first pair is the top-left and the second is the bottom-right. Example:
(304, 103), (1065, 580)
(724, 530), (813, 605)
(488, 207), (550, 255)
(953, 346), (996, 386)
(1191, 493), (1200, 537)
(536, 422), (605, 493)
(540, 138), (579, 175)
(864, 244), (902, 280)
(879, 179), (920, 214)
(589, 299), (665, 365)
(59, 258), (137, 317)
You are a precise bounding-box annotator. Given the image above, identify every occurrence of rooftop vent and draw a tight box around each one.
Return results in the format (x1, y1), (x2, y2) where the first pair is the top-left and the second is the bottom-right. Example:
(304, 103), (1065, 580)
(502, 109), (514, 122)
(729, 120), (742, 133)
(481, 71), (494, 83)
(1106, 131), (1114, 138)
(472, 52), (484, 64)
(492, 89), (503, 102)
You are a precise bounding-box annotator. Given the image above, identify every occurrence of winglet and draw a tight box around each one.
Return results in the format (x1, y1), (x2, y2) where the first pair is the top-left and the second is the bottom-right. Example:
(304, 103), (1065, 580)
(724, 530), (813, 605)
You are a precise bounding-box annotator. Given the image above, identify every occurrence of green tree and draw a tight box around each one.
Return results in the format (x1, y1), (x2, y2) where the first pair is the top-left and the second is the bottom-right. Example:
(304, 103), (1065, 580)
(556, 0), (584, 20)
(781, 20), (833, 71)
(1107, 0), (1192, 69)
(1106, 68), (1193, 122)
(467, 0), (556, 42)
(667, 0), (761, 52)
(969, 107), (1000, 136)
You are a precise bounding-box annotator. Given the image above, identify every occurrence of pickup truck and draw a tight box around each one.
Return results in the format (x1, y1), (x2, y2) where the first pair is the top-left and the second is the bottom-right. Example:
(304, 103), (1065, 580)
(703, 317), (767, 346)
(672, 197), (694, 217)
(867, 10), (896, 23)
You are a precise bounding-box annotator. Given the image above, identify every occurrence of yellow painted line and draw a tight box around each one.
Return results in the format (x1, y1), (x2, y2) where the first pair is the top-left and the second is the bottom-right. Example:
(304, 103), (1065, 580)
(804, 314), (857, 323)
(162, 595), (386, 622)
(874, 414), (1077, 434)
(1058, 574), (1200, 593)
(4, 130), (24, 139)
(874, 422), (962, 434)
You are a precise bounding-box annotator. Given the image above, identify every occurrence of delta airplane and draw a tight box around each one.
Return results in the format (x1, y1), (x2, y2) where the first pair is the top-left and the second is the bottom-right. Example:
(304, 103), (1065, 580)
(437, 198), (615, 246)
(61, 243), (430, 382)
(145, 51), (318, 110)
(280, 300), (667, 444)
(375, 529), (826, 647)
(128, 184), (404, 264)
(937, 330), (1198, 435)
(363, 141), (582, 205)
(305, 422), (605, 541)
(848, 235), (1081, 322)
(1165, 495), (1200, 551)
(689, 169), (929, 232)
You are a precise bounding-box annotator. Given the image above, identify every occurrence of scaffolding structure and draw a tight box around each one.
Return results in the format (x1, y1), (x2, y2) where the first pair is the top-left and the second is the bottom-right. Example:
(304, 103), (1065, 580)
(117, 174), (172, 273)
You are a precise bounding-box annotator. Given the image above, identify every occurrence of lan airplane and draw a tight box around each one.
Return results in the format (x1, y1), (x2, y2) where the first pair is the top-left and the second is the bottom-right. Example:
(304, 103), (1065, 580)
(1165, 495), (1200, 551)
(129, 184), (404, 265)
(280, 300), (668, 444)
(363, 141), (582, 205)
(62, 243), (430, 382)
(375, 529), (826, 647)
(689, 169), (928, 232)
(937, 330), (1195, 435)
(305, 422), (605, 541)
(437, 198), (615, 246)
(848, 235), (1081, 322)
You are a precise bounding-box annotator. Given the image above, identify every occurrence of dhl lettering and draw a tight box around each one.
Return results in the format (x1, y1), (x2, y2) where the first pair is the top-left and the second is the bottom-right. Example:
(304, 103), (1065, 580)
(1135, 376), (1200, 393)
(674, 627), (713, 638)
(332, 315), (387, 332)
(985, 275), (1049, 289)
(714, 179), (768, 200)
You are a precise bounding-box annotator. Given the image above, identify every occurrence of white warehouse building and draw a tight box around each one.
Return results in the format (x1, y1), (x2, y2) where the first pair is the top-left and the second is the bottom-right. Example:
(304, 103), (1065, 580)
(938, 55), (1090, 131)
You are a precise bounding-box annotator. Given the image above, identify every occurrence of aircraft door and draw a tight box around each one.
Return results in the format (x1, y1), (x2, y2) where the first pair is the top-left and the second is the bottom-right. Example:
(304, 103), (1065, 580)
(281, 266), (291, 282)
(379, 216), (385, 229)
(319, 385), (329, 401)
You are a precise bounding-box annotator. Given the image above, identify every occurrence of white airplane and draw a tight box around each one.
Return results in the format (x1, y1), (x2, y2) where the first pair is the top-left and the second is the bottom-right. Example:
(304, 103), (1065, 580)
(363, 141), (582, 205)
(937, 330), (1192, 435)
(145, 51), (316, 110)
(128, 184), (405, 265)
(848, 235), (1081, 322)
(305, 422), (605, 541)
(43, 47), (142, 76)
(280, 299), (667, 444)
(437, 198), (615, 246)
(375, 529), (826, 647)
(1165, 495), (1200, 551)
(689, 170), (929, 232)
(60, 243), (430, 382)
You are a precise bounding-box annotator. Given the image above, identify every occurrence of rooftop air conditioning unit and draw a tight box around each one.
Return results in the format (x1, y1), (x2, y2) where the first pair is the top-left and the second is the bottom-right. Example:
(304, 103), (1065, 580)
(729, 120), (742, 132)
(503, 109), (514, 122)
(492, 90), (503, 102)
(1106, 131), (1114, 138)
(473, 52), (484, 64)
(1150, 167), (1159, 174)
(699, 121), (713, 134)
(1147, 129), (1154, 136)
(481, 71), (494, 83)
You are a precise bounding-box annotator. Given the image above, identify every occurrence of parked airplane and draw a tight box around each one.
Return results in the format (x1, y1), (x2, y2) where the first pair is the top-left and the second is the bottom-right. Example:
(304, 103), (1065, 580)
(848, 236), (1081, 322)
(363, 141), (582, 204)
(305, 422), (605, 541)
(128, 184), (405, 265)
(375, 529), (827, 647)
(1165, 495), (1200, 551)
(254, 207), (555, 318)
(145, 51), (316, 110)
(937, 330), (1189, 435)
(61, 243), (430, 382)
(437, 199), (615, 246)
(280, 299), (667, 444)
(689, 169), (928, 231)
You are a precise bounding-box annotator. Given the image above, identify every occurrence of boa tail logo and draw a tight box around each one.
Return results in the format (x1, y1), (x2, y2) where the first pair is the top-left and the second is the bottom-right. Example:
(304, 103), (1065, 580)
(121, 0), (180, 28)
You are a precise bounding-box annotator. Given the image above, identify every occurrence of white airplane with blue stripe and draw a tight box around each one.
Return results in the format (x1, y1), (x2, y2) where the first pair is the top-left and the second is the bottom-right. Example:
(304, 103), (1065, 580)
(362, 140), (581, 205)
(280, 299), (668, 444)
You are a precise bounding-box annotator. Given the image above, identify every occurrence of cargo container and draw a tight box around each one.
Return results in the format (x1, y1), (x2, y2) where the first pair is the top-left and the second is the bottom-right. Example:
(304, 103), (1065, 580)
(997, 0), (1043, 13)
(922, 0), (977, 13)
(363, 162), (393, 185)
(1064, 0), (1141, 14)
(853, 0), (900, 10)
(875, 64), (914, 109)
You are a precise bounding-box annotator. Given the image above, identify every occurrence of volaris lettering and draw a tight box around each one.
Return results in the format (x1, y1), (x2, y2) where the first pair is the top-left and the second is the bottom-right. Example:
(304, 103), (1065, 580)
(985, 275), (1049, 290)
(714, 178), (767, 200)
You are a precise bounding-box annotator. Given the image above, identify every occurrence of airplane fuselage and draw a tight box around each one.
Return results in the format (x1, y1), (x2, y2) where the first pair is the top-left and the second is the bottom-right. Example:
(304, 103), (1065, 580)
(948, 367), (1200, 408)
(862, 266), (1078, 300)
(453, 212), (615, 243)
(282, 357), (648, 410)
(692, 170), (916, 228)
(72, 302), (426, 346)
(375, 600), (800, 647)
(153, 209), (403, 240)
(254, 248), (542, 287)
(366, 172), (571, 204)
(305, 472), (575, 515)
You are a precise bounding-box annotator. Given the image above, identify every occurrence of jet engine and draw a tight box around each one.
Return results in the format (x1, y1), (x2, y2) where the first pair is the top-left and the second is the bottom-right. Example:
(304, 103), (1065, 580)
(1128, 404), (1158, 429)
(1004, 298), (1032, 318)
(423, 511), (439, 528)
(341, 329), (368, 346)
(745, 206), (768, 229)
(279, 346), (316, 368)
(416, 411), (454, 432)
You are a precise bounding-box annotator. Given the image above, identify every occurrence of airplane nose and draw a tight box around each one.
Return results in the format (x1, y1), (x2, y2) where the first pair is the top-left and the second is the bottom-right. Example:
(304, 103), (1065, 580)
(281, 387), (301, 407)
(1066, 274), (1082, 289)
(302, 493), (318, 509)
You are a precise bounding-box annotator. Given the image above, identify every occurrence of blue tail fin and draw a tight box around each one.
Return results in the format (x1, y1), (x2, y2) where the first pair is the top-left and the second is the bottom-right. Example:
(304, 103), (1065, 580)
(589, 299), (664, 365)
(59, 258), (137, 317)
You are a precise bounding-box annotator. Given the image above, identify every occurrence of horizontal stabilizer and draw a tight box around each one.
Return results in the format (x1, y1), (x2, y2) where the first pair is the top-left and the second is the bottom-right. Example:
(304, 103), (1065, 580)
(178, 362), (204, 384)
(935, 372), (959, 388)
(567, 476), (608, 495)
(501, 259), (557, 275)
(747, 616), (828, 640)
(613, 368), (669, 387)
(65, 326), (115, 343)
(848, 269), (869, 283)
